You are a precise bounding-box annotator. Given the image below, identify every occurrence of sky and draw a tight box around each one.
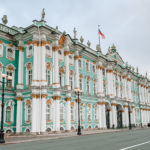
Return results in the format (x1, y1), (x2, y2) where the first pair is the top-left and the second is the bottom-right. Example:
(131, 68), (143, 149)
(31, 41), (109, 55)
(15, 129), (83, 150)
(0, 0), (150, 78)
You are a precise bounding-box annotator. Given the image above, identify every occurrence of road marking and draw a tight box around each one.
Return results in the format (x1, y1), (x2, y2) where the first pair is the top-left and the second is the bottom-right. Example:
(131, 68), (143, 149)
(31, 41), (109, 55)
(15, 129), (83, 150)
(120, 141), (150, 150)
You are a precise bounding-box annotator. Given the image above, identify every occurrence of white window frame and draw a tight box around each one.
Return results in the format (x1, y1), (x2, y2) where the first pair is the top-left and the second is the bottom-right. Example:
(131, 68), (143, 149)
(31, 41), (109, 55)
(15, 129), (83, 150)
(87, 106), (92, 121)
(24, 99), (32, 123)
(0, 44), (3, 57)
(6, 47), (15, 60)
(46, 104), (52, 122)
(46, 70), (51, 86)
(79, 78), (83, 91)
(45, 45), (52, 57)
(86, 62), (89, 72)
(80, 105), (85, 121)
(71, 105), (75, 121)
(4, 100), (15, 124)
(69, 76), (73, 90)
(87, 80), (90, 95)
(27, 45), (33, 58)
(78, 59), (82, 69)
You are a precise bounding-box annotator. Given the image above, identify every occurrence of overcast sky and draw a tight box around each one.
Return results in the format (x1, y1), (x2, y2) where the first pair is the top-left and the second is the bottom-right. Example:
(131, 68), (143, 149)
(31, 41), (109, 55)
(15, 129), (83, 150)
(0, 0), (150, 78)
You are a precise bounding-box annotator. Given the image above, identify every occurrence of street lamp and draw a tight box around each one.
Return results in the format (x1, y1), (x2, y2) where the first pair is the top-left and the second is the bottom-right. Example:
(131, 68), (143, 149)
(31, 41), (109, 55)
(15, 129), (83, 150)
(128, 101), (132, 130)
(74, 88), (82, 135)
(0, 74), (12, 143)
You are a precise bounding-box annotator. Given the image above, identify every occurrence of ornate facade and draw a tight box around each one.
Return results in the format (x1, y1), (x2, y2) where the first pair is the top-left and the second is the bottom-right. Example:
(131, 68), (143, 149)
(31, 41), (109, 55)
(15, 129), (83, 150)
(0, 19), (150, 134)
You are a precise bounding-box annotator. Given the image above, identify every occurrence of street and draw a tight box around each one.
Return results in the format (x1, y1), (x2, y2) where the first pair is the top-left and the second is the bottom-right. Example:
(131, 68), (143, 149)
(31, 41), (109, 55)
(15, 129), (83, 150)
(1, 128), (150, 150)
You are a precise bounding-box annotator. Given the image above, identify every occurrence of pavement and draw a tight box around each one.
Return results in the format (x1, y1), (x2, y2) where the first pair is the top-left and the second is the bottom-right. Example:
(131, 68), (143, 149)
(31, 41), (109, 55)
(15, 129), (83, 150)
(0, 127), (150, 150)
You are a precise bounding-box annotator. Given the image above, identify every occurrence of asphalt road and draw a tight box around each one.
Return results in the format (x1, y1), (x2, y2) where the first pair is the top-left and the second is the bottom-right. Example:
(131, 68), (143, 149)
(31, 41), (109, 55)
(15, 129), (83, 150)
(1, 128), (150, 150)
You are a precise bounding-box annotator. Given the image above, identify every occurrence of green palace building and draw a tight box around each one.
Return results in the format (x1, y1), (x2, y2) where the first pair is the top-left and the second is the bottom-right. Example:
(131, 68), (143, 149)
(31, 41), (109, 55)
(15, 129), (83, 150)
(0, 14), (150, 134)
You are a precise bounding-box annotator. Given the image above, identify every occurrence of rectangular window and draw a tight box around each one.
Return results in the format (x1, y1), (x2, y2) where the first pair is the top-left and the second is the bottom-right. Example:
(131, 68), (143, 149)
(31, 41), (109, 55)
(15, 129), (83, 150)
(69, 76), (73, 90)
(28, 70), (32, 86)
(46, 70), (51, 86)
(93, 82), (96, 95)
(7, 72), (12, 88)
(79, 78), (82, 91)
(87, 80), (90, 95)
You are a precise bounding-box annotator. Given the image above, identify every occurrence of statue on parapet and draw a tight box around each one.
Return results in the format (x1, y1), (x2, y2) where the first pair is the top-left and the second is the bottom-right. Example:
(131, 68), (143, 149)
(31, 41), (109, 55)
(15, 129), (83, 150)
(2, 15), (8, 25)
(41, 8), (45, 21)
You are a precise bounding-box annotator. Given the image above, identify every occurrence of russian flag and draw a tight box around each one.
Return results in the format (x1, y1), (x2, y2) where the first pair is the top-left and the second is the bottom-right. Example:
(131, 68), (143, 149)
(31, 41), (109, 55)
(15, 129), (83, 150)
(98, 28), (105, 39)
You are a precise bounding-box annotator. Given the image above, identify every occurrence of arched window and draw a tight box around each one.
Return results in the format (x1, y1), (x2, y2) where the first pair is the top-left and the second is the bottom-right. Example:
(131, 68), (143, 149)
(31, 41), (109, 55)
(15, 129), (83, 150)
(71, 102), (75, 121)
(46, 104), (51, 122)
(80, 104), (84, 121)
(95, 104), (98, 122)
(6, 106), (11, 122)
(25, 100), (31, 123)
(26, 105), (31, 122)
(60, 103), (64, 121)
(87, 104), (91, 121)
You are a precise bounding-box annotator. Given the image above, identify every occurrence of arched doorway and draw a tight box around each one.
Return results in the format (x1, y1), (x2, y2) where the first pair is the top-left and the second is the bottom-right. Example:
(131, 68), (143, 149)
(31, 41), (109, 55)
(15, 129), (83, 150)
(105, 102), (111, 129)
(116, 104), (123, 128)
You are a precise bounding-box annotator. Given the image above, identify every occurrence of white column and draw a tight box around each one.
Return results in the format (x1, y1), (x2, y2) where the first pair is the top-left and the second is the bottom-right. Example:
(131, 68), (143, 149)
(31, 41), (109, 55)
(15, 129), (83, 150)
(53, 96), (60, 131)
(53, 45), (59, 88)
(98, 102), (103, 128)
(74, 51), (79, 90)
(32, 42), (38, 86)
(106, 68), (113, 98)
(122, 110), (126, 127)
(97, 64), (104, 96)
(41, 94), (47, 132)
(102, 103), (106, 128)
(117, 74), (121, 98)
(64, 50), (70, 90)
(66, 95), (71, 131)
(41, 43), (47, 86)
(124, 105), (129, 127)
(16, 99), (22, 133)
(31, 94), (37, 133)
(111, 103), (117, 128)
(17, 46), (24, 89)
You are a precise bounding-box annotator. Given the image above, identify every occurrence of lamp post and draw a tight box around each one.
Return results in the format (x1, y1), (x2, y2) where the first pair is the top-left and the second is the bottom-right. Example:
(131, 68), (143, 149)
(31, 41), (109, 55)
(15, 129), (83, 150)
(0, 74), (12, 143)
(75, 89), (82, 135)
(128, 101), (132, 130)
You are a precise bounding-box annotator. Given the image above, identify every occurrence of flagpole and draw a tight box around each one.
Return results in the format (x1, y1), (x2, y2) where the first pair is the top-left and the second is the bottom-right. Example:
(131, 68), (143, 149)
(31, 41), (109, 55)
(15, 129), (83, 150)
(98, 25), (100, 47)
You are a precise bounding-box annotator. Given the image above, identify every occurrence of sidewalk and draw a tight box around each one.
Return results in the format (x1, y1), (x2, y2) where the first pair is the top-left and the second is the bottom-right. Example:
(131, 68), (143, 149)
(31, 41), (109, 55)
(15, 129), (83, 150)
(3, 127), (145, 145)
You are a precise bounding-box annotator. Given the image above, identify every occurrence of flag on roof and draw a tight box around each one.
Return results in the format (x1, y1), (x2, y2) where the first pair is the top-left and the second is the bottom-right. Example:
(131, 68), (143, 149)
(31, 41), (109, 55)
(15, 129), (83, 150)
(98, 28), (105, 39)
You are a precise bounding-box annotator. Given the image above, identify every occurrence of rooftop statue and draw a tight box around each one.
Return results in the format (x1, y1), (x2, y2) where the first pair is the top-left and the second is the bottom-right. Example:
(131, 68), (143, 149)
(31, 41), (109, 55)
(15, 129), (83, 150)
(2, 15), (8, 25)
(41, 8), (45, 21)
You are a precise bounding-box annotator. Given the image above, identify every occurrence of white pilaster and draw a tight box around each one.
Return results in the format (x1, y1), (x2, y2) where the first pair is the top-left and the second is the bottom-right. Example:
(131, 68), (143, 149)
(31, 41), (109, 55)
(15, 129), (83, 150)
(41, 94), (47, 132)
(97, 63), (104, 96)
(111, 103), (117, 128)
(16, 99), (22, 133)
(65, 94), (71, 131)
